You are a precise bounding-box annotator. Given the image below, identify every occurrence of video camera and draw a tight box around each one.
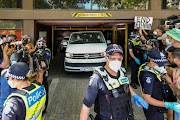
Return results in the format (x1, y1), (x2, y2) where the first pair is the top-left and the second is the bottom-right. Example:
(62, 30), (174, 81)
(33, 49), (51, 70)
(167, 15), (180, 25)
(140, 39), (159, 51)
(166, 15), (180, 29)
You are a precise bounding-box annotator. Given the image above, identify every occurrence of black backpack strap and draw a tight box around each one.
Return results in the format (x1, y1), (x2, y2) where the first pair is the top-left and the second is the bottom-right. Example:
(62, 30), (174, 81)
(14, 89), (29, 96)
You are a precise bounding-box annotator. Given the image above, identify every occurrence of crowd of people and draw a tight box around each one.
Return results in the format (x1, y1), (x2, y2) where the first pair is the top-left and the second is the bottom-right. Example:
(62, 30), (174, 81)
(80, 25), (180, 120)
(0, 23), (179, 120)
(0, 34), (51, 120)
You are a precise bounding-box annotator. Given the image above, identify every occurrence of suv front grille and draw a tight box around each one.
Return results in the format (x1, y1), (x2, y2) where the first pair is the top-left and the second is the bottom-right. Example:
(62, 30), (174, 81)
(72, 53), (103, 59)
(65, 62), (105, 67)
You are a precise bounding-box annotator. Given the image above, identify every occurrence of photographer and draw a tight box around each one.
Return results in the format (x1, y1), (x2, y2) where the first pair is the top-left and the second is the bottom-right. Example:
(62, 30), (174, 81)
(138, 28), (158, 51)
(0, 42), (16, 117)
(6, 35), (18, 58)
(128, 31), (146, 89)
(153, 26), (165, 51)
(22, 35), (30, 47)
(24, 43), (35, 70)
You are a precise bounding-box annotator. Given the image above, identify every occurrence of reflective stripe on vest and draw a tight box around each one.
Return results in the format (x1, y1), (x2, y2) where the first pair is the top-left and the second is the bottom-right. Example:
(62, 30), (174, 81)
(138, 63), (162, 82)
(4, 83), (46, 120)
(95, 67), (129, 90)
(129, 39), (141, 46)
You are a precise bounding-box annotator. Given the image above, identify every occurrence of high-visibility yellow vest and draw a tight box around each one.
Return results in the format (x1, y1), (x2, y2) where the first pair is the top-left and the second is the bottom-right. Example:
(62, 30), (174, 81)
(95, 67), (129, 90)
(4, 82), (46, 120)
(129, 39), (141, 46)
(138, 63), (162, 82)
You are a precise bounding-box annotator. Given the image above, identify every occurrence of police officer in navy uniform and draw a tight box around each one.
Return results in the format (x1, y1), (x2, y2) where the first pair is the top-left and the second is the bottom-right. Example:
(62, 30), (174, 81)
(35, 37), (51, 114)
(80, 44), (149, 120)
(128, 31), (145, 89)
(2, 62), (46, 120)
(138, 51), (180, 120)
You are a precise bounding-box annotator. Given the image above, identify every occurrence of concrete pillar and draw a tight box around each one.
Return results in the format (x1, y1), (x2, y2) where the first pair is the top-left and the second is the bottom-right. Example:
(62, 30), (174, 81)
(23, 0), (33, 10)
(151, 0), (162, 29)
(152, 19), (160, 30)
(23, 20), (35, 44)
(151, 0), (161, 10)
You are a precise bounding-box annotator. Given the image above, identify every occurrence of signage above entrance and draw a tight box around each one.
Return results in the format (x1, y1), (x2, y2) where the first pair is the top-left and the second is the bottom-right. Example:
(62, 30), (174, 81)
(72, 13), (112, 17)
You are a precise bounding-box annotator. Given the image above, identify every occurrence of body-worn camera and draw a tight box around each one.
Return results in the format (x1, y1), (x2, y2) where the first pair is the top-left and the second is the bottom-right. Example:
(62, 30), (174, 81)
(33, 49), (51, 70)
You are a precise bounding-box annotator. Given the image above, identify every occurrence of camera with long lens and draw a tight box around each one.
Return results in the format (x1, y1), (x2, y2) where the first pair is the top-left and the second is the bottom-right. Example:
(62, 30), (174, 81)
(33, 49), (50, 70)
(5, 35), (17, 48)
(167, 15), (180, 25)
(166, 15), (180, 29)
(140, 39), (159, 51)
(19, 48), (29, 63)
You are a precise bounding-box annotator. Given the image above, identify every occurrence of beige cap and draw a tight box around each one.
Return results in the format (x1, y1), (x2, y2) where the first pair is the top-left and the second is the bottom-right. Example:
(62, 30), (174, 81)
(157, 33), (167, 41)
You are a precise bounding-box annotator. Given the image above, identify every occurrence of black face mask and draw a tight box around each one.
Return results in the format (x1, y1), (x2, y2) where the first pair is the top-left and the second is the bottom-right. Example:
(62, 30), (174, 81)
(37, 45), (45, 49)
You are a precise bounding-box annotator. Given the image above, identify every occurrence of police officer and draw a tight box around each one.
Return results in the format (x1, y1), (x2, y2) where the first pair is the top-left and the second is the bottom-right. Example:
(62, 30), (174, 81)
(80, 44), (149, 120)
(35, 37), (51, 114)
(138, 51), (180, 120)
(128, 31), (145, 89)
(2, 62), (46, 120)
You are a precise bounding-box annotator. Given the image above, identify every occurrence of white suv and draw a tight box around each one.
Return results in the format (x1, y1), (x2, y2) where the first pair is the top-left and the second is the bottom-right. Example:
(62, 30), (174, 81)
(64, 31), (108, 72)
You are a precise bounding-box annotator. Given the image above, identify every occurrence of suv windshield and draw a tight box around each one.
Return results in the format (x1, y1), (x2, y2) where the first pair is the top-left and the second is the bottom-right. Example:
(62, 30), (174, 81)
(69, 32), (105, 44)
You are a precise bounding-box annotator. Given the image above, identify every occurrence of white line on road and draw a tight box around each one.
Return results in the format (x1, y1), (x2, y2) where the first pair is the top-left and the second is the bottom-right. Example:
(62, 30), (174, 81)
(42, 78), (59, 120)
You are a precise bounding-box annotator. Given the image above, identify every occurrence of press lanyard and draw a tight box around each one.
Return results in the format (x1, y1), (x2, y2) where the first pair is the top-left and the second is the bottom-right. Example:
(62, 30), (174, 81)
(174, 68), (180, 85)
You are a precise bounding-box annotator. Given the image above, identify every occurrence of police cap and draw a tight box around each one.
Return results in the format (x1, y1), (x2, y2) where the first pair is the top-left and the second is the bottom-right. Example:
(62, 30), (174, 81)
(148, 51), (171, 66)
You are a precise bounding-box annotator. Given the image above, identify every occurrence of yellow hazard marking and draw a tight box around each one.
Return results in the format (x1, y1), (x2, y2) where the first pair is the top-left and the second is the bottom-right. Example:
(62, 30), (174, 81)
(72, 13), (112, 17)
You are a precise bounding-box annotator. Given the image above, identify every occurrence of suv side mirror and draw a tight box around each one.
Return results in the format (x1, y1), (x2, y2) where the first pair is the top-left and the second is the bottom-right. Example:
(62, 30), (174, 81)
(107, 40), (111, 44)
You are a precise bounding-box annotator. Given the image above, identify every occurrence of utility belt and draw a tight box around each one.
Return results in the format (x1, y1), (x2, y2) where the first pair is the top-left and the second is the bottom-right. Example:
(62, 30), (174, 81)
(144, 105), (168, 117)
(95, 114), (134, 120)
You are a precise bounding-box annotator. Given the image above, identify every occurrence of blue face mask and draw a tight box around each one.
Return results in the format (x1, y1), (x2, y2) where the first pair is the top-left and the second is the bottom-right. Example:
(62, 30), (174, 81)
(166, 39), (172, 46)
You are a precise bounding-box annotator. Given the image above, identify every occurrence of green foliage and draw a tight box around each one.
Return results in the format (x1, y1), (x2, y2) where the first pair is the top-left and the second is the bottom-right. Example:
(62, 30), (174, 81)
(0, 20), (23, 30)
(34, 0), (149, 9)
(35, 0), (90, 9)
(34, 0), (51, 9)
(0, 0), (22, 8)
(93, 0), (149, 10)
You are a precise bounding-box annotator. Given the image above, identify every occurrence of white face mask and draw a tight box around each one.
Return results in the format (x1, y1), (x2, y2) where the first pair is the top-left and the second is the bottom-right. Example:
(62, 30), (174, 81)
(154, 66), (167, 74)
(153, 31), (158, 35)
(132, 38), (136, 40)
(108, 60), (122, 73)
(10, 61), (17, 65)
(8, 80), (16, 88)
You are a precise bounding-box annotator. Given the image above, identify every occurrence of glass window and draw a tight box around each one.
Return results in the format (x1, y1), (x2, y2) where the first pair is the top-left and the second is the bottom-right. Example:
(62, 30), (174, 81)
(69, 32), (105, 44)
(34, 0), (150, 10)
(0, 20), (23, 30)
(162, 0), (180, 9)
(0, 20), (23, 41)
(0, 0), (22, 8)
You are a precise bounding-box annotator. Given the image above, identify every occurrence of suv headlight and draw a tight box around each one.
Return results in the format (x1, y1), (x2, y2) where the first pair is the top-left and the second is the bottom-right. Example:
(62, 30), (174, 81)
(65, 52), (73, 58)
(101, 52), (106, 57)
